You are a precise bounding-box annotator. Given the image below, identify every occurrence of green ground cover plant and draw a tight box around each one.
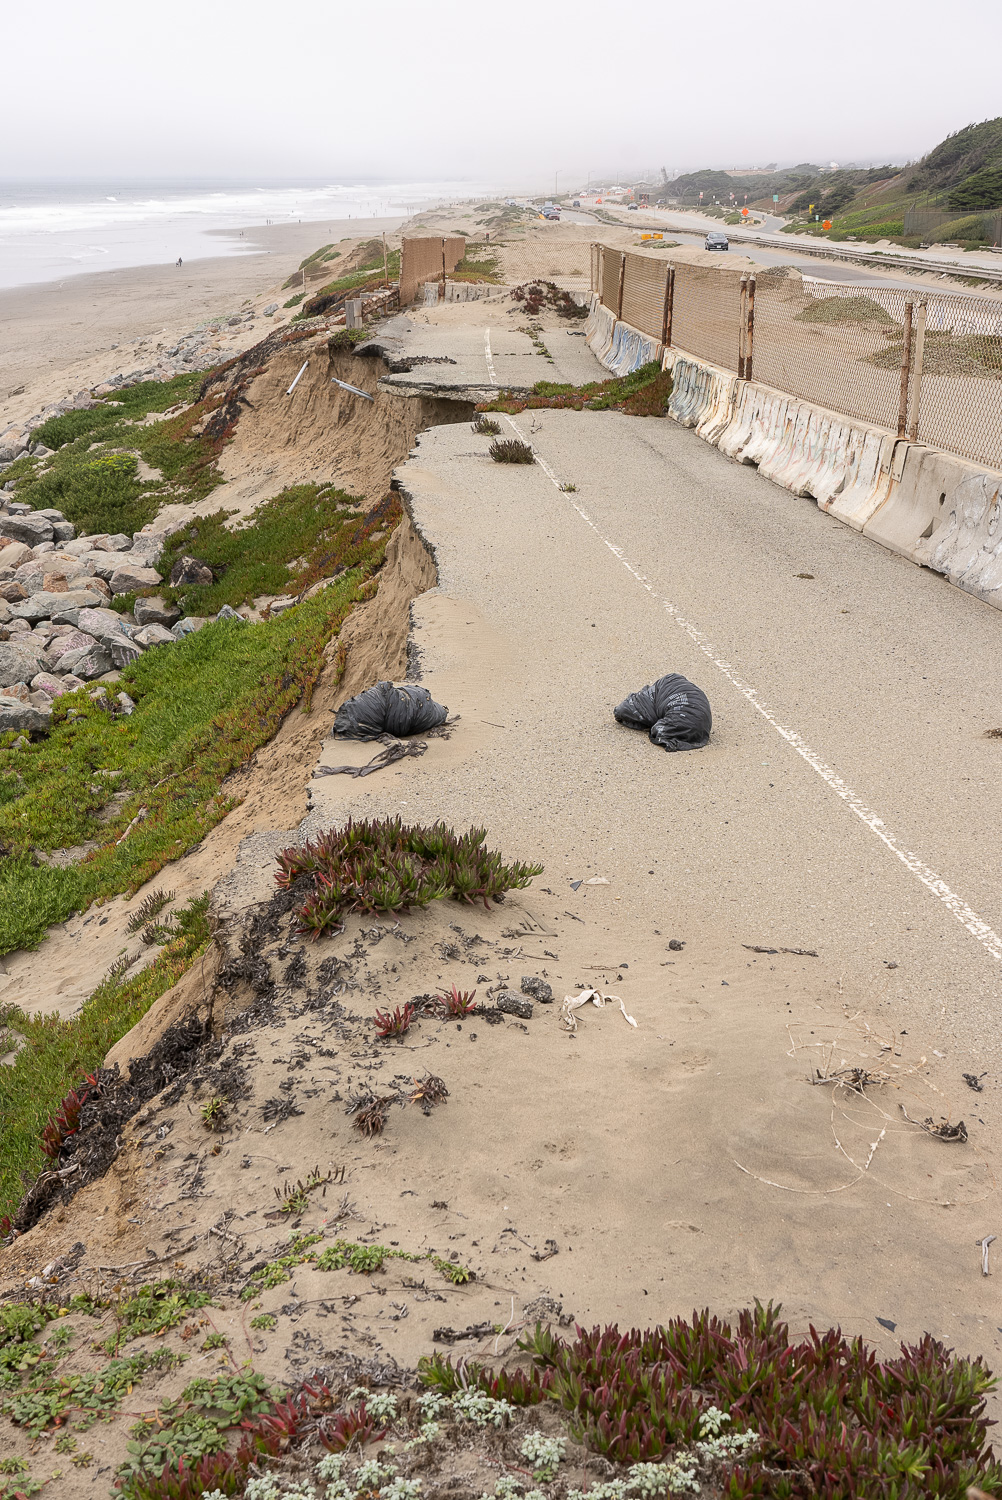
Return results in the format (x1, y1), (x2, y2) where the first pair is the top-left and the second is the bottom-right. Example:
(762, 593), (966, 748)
(480, 361), (673, 419)
(152, 484), (393, 614)
(450, 243), (501, 282)
(8, 374), (226, 536)
(0, 511), (395, 956)
(275, 817), (543, 937)
(420, 1305), (1002, 1497)
(0, 898), (211, 1222)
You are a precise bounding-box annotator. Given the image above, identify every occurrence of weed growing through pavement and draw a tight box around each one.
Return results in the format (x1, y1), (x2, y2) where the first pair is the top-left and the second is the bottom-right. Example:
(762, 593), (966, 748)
(489, 439), (535, 464)
(472, 415), (502, 435)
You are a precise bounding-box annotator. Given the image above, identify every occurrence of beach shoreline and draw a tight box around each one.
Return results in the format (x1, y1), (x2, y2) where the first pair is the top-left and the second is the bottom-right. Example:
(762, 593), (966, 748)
(0, 213), (406, 419)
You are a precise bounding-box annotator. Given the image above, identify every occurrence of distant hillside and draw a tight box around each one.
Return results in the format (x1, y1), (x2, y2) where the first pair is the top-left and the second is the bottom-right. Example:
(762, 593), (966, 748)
(906, 117), (1002, 207)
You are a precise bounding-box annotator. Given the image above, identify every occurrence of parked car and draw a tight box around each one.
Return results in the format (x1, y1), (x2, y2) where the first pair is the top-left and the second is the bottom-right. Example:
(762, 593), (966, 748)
(705, 231), (729, 250)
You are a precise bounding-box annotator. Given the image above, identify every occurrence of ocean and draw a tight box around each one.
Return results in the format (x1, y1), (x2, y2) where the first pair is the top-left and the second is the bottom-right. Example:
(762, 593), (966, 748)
(0, 178), (496, 291)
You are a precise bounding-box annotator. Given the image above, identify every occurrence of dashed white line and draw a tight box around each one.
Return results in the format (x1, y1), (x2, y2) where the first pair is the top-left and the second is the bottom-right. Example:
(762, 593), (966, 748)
(499, 406), (1002, 967)
(484, 327), (497, 386)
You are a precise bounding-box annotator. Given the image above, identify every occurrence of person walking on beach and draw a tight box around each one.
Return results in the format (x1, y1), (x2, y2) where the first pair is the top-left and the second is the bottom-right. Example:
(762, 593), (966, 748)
(176, 257), (182, 268)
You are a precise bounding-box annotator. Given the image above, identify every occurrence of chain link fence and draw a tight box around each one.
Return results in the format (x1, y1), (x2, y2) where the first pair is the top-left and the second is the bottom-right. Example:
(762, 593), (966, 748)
(591, 245), (1002, 472)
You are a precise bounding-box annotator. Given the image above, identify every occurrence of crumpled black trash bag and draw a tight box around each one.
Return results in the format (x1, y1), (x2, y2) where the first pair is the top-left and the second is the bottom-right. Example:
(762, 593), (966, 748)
(333, 680), (449, 741)
(613, 673), (711, 753)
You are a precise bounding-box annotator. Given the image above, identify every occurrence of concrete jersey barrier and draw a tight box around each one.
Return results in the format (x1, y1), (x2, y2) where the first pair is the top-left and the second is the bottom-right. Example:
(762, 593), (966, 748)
(585, 302), (1002, 616)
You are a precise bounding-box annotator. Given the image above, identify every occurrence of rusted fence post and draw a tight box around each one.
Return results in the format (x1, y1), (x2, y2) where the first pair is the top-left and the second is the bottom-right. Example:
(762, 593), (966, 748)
(661, 265), (675, 347)
(617, 253), (626, 320)
(897, 301), (914, 438)
(738, 275), (748, 377)
(745, 275), (756, 383)
(907, 298), (927, 443)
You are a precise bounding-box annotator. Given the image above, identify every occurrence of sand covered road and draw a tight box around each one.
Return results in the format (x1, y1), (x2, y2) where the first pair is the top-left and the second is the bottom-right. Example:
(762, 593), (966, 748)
(302, 383), (1002, 1365)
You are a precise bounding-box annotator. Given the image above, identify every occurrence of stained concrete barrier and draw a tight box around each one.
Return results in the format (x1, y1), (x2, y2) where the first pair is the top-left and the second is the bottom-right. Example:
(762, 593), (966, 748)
(585, 304), (1002, 612)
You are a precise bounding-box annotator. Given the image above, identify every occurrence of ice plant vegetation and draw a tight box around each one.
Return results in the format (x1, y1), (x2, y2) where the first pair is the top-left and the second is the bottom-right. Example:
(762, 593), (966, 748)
(275, 818), (542, 938)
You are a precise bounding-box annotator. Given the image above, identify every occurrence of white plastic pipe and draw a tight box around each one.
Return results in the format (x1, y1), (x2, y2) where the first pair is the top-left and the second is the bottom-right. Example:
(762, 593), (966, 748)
(286, 361), (309, 396)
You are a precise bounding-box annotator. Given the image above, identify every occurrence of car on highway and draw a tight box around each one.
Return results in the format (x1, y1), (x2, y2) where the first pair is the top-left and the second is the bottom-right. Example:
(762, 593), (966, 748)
(542, 207), (561, 220)
(705, 231), (729, 250)
(627, 203), (638, 210)
(572, 199), (581, 208)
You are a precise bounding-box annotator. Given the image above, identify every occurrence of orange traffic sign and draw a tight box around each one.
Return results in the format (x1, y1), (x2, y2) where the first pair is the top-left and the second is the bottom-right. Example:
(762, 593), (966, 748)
(823, 219), (831, 230)
(741, 208), (749, 217)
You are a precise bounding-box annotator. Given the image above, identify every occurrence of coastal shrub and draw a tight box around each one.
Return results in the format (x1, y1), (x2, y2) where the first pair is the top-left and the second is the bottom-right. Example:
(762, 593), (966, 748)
(0, 896), (210, 1224)
(480, 360), (672, 419)
(421, 1308), (1002, 1494)
(296, 246), (401, 319)
(155, 486), (395, 614)
(0, 552), (390, 956)
(275, 818), (543, 938)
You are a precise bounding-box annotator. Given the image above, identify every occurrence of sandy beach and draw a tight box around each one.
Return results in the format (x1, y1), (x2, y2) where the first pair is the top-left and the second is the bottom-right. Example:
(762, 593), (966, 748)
(0, 213), (405, 412)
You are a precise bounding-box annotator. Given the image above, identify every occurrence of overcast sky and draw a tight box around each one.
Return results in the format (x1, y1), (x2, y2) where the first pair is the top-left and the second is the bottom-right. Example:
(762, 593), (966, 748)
(4, 0), (1000, 184)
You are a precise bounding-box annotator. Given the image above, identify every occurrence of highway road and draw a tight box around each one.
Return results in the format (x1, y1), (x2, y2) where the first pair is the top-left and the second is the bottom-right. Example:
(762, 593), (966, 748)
(307, 305), (1002, 1359)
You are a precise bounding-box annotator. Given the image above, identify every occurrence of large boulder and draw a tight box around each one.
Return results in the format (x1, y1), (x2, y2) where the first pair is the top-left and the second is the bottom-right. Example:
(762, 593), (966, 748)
(170, 556), (213, 588)
(57, 645), (113, 680)
(133, 622), (176, 647)
(103, 534), (133, 552)
(30, 672), (74, 698)
(106, 635), (143, 668)
(133, 595), (179, 628)
(0, 697), (51, 735)
(109, 564), (162, 596)
(0, 541), (32, 570)
(51, 521), (76, 543)
(0, 640), (47, 687)
(10, 590), (106, 622)
(45, 630), (100, 666)
(129, 534), (165, 567)
(0, 601), (10, 626)
(0, 582), (27, 604)
(83, 550), (137, 580)
(0, 514), (54, 546)
(76, 606), (132, 637)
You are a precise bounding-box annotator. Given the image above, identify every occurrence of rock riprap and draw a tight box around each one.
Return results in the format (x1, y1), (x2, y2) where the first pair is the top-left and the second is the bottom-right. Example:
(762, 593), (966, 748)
(0, 500), (253, 737)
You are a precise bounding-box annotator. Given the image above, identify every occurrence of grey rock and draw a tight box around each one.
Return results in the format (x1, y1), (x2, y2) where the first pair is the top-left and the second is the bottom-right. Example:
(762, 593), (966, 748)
(34, 509), (67, 521)
(30, 671), (73, 698)
(60, 539), (94, 556)
(133, 623), (175, 647)
(51, 521), (76, 543)
(107, 636), (143, 668)
(2, 619), (31, 636)
(0, 514), (54, 546)
(45, 631), (100, 668)
(133, 595), (179, 628)
(170, 555), (213, 588)
(0, 541), (32, 568)
(57, 645), (113, 680)
(0, 445), (26, 464)
(0, 697), (51, 734)
(0, 640), (47, 686)
(128, 534), (165, 567)
(263, 303), (278, 315)
(10, 589), (105, 622)
(109, 564), (162, 595)
(117, 692), (136, 715)
(521, 976), (553, 1003)
(268, 596), (297, 615)
(0, 582), (27, 603)
(493, 990), (534, 1020)
(172, 616), (208, 639)
(215, 603), (246, 622)
(0, 600), (10, 625)
(28, 444), (53, 458)
(6, 502), (31, 514)
(76, 606), (132, 637)
(104, 534), (133, 552)
(84, 550), (138, 580)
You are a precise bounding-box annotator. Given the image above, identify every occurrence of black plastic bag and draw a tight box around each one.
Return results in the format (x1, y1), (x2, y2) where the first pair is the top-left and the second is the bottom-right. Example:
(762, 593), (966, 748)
(333, 680), (449, 740)
(613, 673), (711, 752)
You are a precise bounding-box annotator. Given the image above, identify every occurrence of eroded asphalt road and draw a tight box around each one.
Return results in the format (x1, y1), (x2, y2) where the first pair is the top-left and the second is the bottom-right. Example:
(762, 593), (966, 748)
(381, 333), (1002, 1063)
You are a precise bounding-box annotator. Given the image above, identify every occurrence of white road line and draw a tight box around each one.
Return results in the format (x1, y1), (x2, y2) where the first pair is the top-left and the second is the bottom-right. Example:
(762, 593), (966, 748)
(484, 327), (498, 385)
(500, 409), (1002, 967)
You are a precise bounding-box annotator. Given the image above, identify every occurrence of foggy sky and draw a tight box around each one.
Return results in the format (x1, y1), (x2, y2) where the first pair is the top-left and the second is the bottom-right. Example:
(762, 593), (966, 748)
(4, 0), (999, 184)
